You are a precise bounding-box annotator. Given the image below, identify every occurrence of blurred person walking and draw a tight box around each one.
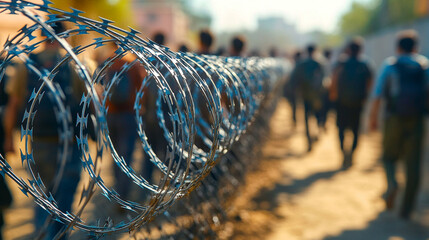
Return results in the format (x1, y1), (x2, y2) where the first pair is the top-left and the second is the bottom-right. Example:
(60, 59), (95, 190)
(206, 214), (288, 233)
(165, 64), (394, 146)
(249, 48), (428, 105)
(330, 38), (373, 168)
(178, 44), (189, 53)
(230, 36), (246, 57)
(369, 30), (428, 219)
(269, 47), (278, 58)
(0, 59), (12, 240)
(3, 22), (84, 239)
(284, 51), (302, 128)
(153, 32), (165, 46)
(103, 43), (145, 201)
(289, 45), (325, 152)
(198, 29), (214, 55)
(141, 32), (168, 186)
(316, 49), (334, 130)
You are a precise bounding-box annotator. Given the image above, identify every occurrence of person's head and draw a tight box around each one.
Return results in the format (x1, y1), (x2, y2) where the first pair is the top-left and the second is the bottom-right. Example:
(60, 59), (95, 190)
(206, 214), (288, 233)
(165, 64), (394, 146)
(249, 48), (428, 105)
(231, 36), (246, 56)
(52, 21), (66, 35)
(43, 21), (66, 49)
(293, 51), (302, 63)
(199, 29), (214, 52)
(306, 44), (316, 57)
(153, 32), (165, 45)
(396, 30), (418, 54)
(348, 37), (364, 57)
(323, 48), (332, 60)
(178, 44), (189, 52)
(269, 47), (278, 57)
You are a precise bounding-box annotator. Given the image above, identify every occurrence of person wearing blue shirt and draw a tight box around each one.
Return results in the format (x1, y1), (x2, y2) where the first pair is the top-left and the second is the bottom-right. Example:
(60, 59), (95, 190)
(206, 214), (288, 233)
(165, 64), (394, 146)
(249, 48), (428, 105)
(369, 30), (429, 219)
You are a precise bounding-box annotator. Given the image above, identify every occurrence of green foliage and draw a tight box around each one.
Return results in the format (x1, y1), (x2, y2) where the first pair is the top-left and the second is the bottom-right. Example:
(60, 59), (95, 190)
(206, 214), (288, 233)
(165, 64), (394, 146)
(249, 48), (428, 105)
(339, 0), (419, 36)
(307, 30), (344, 48)
(339, 2), (373, 37)
(387, 0), (418, 25)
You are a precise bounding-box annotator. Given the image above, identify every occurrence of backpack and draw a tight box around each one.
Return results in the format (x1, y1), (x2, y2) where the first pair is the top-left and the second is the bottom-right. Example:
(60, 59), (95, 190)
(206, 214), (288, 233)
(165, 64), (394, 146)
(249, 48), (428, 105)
(337, 58), (371, 107)
(27, 53), (79, 138)
(0, 59), (10, 153)
(108, 71), (131, 105)
(0, 73), (8, 108)
(386, 60), (426, 116)
(299, 59), (324, 102)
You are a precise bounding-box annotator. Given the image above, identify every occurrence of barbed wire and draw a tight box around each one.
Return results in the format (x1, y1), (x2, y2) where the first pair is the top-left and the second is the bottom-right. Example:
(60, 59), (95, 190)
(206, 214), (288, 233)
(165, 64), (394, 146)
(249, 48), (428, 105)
(0, 0), (290, 238)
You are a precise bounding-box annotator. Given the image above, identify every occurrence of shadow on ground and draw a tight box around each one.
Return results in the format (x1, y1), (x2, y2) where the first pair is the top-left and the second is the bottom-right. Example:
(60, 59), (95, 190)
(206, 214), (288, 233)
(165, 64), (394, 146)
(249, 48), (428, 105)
(252, 169), (341, 212)
(324, 211), (429, 240)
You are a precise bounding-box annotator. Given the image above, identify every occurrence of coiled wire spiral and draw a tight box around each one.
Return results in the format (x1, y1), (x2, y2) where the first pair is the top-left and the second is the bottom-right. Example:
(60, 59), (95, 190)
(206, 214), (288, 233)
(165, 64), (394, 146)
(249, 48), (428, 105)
(0, 0), (290, 238)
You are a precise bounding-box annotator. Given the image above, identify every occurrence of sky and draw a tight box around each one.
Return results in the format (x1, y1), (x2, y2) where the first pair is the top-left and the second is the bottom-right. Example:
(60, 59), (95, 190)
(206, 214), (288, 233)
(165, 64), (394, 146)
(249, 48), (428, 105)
(190, 0), (373, 33)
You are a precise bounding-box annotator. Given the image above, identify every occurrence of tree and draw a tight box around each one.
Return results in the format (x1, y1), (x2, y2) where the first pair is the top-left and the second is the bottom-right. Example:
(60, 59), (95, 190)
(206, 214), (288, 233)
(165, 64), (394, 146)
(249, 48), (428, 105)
(387, 0), (418, 25)
(340, 0), (420, 37)
(339, 2), (374, 37)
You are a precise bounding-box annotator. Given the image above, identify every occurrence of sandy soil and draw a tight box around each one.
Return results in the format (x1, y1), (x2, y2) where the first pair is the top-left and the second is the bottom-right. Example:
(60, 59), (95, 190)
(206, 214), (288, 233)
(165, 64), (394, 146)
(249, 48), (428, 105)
(223, 99), (429, 240)
(3, 99), (429, 240)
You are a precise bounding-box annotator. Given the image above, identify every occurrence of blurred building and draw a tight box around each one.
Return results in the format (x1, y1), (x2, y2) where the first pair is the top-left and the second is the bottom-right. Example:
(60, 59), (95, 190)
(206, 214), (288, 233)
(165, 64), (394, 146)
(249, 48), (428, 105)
(132, 0), (211, 49)
(214, 16), (301, 56)
(133, 0), (189, 47)
(257, 17), (295, 34)
(257, 17), (304, 46)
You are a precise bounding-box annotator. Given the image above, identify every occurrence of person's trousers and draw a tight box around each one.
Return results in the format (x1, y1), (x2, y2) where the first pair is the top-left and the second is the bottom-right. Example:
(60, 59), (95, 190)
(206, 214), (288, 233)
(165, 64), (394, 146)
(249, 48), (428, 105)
(33, 141), (82, 240)
(382, 115), (424, 217)
(287, 95), (297, 124)
(0, 116), (12, 240)
(304, 100), (318, 148)
(336, 104), (363, 153)
(107, 113), (137, 198)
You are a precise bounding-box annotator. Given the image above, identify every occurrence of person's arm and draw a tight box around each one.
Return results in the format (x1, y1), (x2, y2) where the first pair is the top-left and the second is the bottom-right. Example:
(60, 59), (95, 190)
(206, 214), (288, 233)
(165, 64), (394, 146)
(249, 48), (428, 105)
(421, 56), (429, 111)
(369, 97), (381, 131)
(365, 63), (374, 98)
(3, 63), (26, 153)
(368, 59), (392, 132)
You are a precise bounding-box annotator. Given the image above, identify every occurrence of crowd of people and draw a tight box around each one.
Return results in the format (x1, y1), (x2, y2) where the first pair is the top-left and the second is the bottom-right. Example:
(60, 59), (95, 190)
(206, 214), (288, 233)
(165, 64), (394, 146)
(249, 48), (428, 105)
(286, 30), (428, 221)
(288, 38), (373, 164)
(0, 22), (427, 239)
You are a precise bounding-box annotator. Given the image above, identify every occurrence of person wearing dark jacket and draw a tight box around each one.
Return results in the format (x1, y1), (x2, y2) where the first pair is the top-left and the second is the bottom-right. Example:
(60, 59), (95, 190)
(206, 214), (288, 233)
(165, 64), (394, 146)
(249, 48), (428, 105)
(289, 45), (325, 152)
(369, 30), (428, 219)
(330, 38), (373, 168)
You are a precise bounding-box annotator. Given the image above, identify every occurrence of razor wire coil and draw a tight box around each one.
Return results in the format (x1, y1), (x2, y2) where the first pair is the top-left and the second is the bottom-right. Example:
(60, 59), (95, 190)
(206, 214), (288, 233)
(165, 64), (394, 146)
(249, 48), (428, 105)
(0, 0), (290, 238)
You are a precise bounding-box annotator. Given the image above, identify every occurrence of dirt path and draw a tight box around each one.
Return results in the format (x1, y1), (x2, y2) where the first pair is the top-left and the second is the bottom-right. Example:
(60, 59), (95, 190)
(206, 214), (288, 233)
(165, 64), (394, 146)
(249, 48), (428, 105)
(3, 99), (429, 240)
(227, 99), (429, 240)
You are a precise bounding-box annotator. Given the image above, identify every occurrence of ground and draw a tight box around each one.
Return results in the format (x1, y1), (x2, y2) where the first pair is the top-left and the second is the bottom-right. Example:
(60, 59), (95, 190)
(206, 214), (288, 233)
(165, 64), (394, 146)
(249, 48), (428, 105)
(3, 99), (429, 240)
(222, 99), (429, 240)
